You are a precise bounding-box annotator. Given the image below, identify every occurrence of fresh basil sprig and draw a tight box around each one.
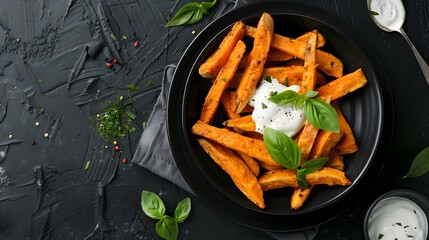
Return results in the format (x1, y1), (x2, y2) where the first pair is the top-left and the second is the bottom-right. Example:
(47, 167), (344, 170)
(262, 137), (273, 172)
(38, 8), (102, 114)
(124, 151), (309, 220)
(263, 127), (329, 188)
(268, 89), (340, 133)
(165, 0), (217, 27)
(141, 190), (191, 240)
(403, 146), (429, 178)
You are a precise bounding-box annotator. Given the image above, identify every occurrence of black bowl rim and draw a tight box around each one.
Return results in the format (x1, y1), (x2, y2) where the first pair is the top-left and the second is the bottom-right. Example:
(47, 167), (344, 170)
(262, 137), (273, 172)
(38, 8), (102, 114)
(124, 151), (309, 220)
(363, 188), (429, 240)
(167, 0), (385, 231)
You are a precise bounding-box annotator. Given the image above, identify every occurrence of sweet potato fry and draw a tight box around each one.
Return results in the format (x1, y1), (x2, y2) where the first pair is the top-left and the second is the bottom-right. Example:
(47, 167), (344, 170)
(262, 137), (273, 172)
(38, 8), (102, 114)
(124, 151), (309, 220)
(197, 138), (265, 208)
(267, 48), (294, 62)
(245, 25), (343, 78)
(229, 66), (326, 88)
(297, 122), (320, 162)
(258, 167), (352, 191)
(236, 151), (260, 176)
(332, 101), (358, 154)
(316, 68), (367, 100)
(299, 30), (318, 94)
(235, 13), (274, 113)
(291, 187), (312, 210)
(244, 131), (264, 140)
(199, 21), (246, 78)
(327, 150), (345, 170)
(200, 40), (246, 123)
(296, 31), (326, 48)
(309, 130), (344, 159)
(223, 115), (256, 132)
(220, 90), (241, 119)
(192, 120), (280, 166)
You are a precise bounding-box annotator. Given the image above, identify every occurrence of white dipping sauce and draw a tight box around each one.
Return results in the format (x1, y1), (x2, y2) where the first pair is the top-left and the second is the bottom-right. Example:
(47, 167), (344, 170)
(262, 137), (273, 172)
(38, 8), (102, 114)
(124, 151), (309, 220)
(368, 196), (428, 240)
(369, 0), (405, 31)
(248, 79), (305, 137)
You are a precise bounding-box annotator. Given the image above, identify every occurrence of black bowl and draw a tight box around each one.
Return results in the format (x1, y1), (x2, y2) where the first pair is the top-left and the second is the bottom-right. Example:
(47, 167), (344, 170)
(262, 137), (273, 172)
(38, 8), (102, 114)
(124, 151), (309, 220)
(363, 189), (429, 239)
(167, 1), (384, 231)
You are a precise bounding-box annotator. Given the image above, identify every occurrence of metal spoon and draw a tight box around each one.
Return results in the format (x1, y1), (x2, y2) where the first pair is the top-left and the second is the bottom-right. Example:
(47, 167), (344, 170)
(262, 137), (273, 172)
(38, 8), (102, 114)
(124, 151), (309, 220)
(368, 0), (429, 85)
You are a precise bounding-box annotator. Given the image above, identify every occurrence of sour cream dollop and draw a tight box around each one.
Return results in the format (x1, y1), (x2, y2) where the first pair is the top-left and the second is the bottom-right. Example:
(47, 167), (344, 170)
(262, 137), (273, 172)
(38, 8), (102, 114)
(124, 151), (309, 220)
(248, 79), (305, 137)
(368, 196), (428, 240)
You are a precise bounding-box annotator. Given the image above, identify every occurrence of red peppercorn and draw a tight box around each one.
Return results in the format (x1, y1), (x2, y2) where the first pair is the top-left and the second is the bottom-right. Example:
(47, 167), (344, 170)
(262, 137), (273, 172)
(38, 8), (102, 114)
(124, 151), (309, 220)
(133, 41), (138, 47)
(114, 145), (120, 151)
(122, 158), (127, 164)
(106, 62), (113, 68)
(113, 58), (118, 63)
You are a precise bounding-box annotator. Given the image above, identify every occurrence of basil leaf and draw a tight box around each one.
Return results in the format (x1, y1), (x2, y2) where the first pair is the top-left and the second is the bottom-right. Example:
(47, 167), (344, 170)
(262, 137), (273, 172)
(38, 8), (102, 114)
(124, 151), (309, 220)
(305, 98), (340, 133)
(156, 215), (179, 240)
(263, 76), (272, 83)
(200, 0), (217, 11)
(141, 190), (166, 220)
(295, 97), (306, 109)
(263, 127), (301, 169)
(305, 90), (319, 98)
(174, 197), (191, 223)
(165, 0), (217, 27)
(296, 170), (308, 188)
(403, 146), (429, 178)
(268, 90), (300, 106)
(300, 157), (329, 174)
(369, 10), (379, 16)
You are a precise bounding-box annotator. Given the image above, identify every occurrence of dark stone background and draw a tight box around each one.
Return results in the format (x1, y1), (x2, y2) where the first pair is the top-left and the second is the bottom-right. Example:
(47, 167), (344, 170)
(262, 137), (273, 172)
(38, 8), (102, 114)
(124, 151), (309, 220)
(0, 0), (428, 239)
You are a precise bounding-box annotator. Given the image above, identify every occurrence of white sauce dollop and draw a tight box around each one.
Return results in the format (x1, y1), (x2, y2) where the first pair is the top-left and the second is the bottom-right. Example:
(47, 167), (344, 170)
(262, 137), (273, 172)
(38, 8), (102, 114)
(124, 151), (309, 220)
(369, 0), (405, 31)
(248, 79), (305, 137)
(368, 196), (428, 240)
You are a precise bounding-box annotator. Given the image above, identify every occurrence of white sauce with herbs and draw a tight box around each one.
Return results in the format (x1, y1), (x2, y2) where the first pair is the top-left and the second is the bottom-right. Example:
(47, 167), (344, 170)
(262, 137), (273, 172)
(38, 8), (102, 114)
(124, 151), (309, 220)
(248, 79), (305, 137)
(368, 196), (428, 240)
(369, 0), (405, 31)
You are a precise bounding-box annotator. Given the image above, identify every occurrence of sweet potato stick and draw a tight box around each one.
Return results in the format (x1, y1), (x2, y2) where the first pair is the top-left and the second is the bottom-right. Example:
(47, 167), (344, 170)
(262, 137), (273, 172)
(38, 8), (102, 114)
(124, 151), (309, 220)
(199, 21), (246, 78)
(299, 30), (318, 94)
(236, 151), (260, 176)
(200, 40), (246, 123)
(192, 120), (280, 166)
(327, 150), (344, 170)
(220, 90), (241, 119)
(229, 66), (326, 88)
(297, 122), (320, 163)
(308, 130), (344, 160)
(316, 68), (367, 100)
(235, 13), (274, 113)
(197, 138), (265, 208)
(258, 167), (352, 191)
(223, 115), (256, 132)
(245, 25), (343, 78)
(296, 31), (326, 48)
(332, 101), (358, 154)
(291, 188), (312, 210)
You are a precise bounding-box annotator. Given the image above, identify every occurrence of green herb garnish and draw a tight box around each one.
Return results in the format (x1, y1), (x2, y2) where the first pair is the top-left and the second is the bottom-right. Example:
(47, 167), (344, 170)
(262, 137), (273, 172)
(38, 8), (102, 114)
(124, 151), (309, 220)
(268, 90), (340, 133)
(96, 101), (136, 141)
(261, 102), (268, 109)
(165, 0), (217, 27)
(84, 161), (91, 170)
(403, 146), (429, 178)
(126, 84), (139, 91)
(221, 77), (227, 82)
(263, 127), (329, 188)
(141, 190), (191, 240)
(378, 233), (384, 239)
(264, 76), (272, 83)
(145, 80), (153, 88)
(369, 10), (379, 16)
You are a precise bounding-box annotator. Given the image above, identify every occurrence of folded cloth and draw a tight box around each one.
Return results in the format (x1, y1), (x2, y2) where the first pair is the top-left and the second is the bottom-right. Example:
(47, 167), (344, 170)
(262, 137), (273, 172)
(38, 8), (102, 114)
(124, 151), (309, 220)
(132, 65), (318, 239)
(132, 65), (193, 193)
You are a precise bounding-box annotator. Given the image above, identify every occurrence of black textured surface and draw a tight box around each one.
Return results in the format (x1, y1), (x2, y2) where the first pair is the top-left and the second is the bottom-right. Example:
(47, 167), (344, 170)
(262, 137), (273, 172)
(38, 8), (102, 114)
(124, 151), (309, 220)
(0, 0), (428, 239)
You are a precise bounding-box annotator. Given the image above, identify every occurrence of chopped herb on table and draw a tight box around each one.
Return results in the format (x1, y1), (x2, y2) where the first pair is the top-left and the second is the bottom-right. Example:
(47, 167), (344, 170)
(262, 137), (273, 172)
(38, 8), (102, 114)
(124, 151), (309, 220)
(96, 101), (137, 141)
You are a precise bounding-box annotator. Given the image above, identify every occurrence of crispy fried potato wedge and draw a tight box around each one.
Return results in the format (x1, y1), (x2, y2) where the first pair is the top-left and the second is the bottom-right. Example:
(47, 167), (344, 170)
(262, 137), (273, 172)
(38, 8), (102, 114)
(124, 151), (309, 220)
(258, 167), (352, 191)
(316, 68), (367, 100)
(199, 21), (246, 78)
(245, 25), (343, 78)
(327, 150), (345, 170)
(299, 30), (318, 94)
(309, 130), (344, 159)
(236, 151), (260, 176)
(235, 13), (274, 113)
(332, 101), (358, 154)
(192, 120), (280, 166)
(200, 40), (246, 123)
(291, 187), (312, 210)
(197, 138), (265, 208)
(223, 115), (256, 132)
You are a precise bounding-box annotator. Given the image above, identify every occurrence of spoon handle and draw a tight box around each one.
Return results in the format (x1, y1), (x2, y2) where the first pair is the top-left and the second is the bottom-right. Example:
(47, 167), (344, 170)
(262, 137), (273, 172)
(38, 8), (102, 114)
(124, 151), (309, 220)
(399, 28), (429, 85)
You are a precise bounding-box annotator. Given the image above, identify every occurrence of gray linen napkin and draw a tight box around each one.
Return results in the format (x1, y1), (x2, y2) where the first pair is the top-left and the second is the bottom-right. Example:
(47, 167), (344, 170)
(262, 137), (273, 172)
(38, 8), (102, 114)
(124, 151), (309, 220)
(131, 65), (318, 239)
